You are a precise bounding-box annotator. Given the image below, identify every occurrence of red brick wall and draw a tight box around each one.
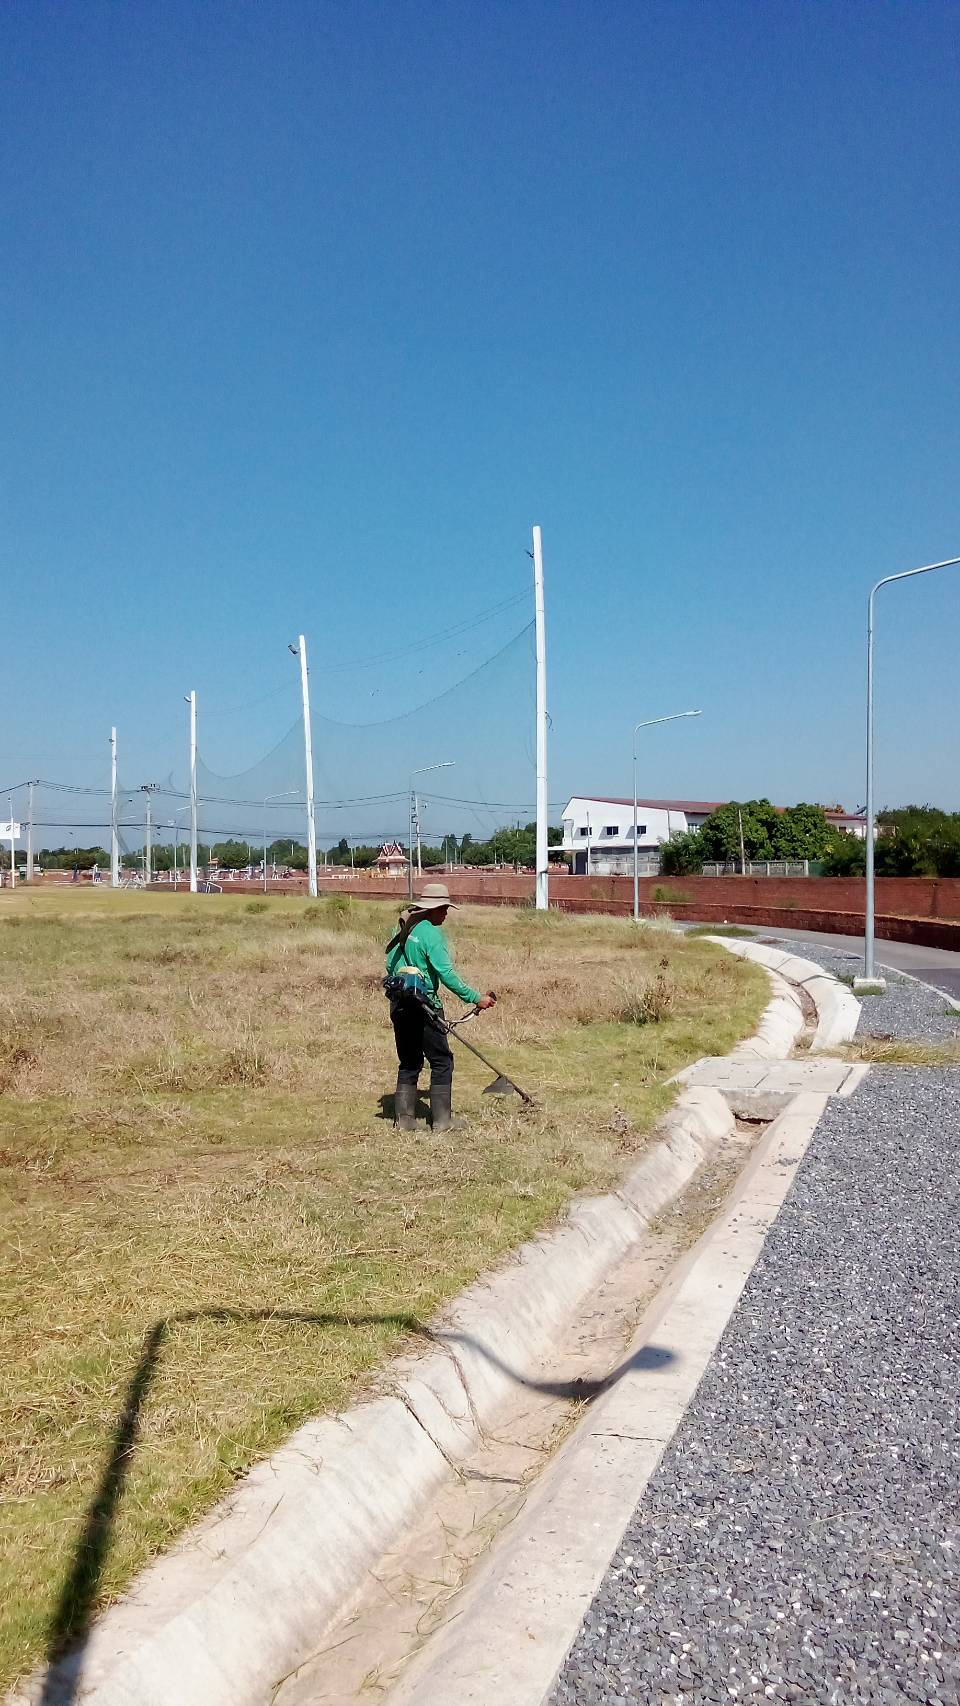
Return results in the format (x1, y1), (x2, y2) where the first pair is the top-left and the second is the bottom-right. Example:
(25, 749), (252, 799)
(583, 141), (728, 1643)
(103, 870), (960, 951)
(312, 872), (960, 921)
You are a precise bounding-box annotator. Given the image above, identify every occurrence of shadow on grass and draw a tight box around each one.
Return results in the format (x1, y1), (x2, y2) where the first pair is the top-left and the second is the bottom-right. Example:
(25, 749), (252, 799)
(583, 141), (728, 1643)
(38, 1308), (674, 1703)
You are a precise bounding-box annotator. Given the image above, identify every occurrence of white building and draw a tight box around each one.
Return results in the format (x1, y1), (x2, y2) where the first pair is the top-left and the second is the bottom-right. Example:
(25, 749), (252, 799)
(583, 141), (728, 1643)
(557, 796), (724, 876)
(824, 809), (871, 839)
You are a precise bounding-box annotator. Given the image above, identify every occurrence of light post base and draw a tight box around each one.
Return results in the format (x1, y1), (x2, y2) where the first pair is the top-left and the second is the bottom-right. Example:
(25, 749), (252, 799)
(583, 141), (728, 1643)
(853, 976), (887, 995)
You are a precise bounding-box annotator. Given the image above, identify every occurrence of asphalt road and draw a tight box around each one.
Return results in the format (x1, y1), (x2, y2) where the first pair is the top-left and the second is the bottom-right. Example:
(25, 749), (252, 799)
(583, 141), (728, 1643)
(709, 925), (960, 1003)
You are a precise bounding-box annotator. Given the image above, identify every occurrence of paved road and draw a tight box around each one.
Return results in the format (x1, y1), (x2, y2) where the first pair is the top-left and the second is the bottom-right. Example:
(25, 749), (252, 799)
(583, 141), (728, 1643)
(702, 924), (960, 1003)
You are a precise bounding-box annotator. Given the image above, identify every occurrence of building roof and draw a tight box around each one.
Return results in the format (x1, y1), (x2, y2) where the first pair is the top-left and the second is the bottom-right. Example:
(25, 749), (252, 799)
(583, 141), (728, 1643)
(564, 796), (727, 815)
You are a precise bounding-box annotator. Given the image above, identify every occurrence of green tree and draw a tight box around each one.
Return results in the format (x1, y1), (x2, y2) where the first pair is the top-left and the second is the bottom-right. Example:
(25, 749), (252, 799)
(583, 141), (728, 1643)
(821, 835), (866, 876)
(211, 839), (251, 870)
(660, 830), (704, 875)
(773, 804), (832, 860)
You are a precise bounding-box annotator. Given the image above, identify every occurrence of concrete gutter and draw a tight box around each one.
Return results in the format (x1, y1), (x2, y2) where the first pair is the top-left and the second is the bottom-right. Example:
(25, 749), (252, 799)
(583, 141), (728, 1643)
(17, 948), (854, 1706)
(700, 934), (861, 1051)
(386, 1093), (832, 1706)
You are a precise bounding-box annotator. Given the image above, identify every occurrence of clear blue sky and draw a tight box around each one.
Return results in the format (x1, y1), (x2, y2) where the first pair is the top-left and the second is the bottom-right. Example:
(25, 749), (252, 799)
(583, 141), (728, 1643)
(3, 0), (958, 847)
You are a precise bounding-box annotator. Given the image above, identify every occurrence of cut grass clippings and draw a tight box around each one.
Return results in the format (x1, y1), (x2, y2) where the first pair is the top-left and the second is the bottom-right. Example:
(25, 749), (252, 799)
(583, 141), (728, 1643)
(837, 1035), (960, 1067)
(0, 889), (768, 1691)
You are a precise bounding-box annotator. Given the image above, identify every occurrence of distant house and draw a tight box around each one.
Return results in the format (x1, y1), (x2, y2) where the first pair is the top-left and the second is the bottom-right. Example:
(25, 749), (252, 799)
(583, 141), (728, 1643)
(557, 796), (724, 876)
(374, 842), (409, 877)
(558, 796), (879, 874)
(824, 809), (871, 839)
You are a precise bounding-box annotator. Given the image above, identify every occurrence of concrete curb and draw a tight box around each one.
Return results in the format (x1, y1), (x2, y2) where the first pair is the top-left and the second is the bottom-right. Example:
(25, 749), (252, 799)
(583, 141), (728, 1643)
(701, 935), (861, 1051)
(23, 1090), (736, 1706)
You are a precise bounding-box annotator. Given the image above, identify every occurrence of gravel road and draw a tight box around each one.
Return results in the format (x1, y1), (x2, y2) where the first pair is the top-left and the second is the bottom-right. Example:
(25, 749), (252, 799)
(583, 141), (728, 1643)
(756, 938), (960, 1046)
(551, 1067), (960, 1706)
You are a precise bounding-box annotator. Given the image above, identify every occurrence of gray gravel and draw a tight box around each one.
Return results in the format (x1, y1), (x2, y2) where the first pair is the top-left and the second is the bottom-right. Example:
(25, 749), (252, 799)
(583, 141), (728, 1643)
(551, 1069), (960, 1705)
(758, 937), (960, 1046)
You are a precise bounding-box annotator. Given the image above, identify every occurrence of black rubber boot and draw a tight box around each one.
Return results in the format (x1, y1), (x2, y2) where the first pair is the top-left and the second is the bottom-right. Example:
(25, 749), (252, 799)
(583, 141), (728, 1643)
(394, 1077), (418, 1132)
(429, 1081), (456, 1133)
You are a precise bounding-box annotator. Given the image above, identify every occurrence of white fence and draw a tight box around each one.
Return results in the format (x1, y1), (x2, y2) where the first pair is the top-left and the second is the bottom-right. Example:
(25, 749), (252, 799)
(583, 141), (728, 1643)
(701, 861), (811, 877)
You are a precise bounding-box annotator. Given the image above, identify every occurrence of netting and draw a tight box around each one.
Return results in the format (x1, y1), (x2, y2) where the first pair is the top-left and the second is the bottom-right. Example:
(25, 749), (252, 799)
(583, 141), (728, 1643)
(195, 622), (538, 850)
(6, 592), (556, 862)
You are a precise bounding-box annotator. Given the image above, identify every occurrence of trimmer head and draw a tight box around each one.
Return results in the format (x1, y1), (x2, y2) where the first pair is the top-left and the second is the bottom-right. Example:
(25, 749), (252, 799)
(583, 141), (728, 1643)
(483, 1075), (518, 1097)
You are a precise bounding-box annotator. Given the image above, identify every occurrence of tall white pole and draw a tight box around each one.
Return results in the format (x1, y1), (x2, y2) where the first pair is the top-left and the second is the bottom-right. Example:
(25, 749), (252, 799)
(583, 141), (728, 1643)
(110, 728), (120, 887)
(144, 792), (152, 886)
(189, 690), (198, 894)
(8, 793), (15, 889)
(632, 738), (639, 922)
(26, 782), (34, 882)
(298, 634), (318, 898)
(860, 554), (960, 985)
(415, 791), (422, 875)
(533, 525), (548, 910)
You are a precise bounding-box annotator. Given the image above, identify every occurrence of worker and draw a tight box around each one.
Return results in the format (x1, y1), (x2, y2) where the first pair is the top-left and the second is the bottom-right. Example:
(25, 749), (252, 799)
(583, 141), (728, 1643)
(384, 882), (496, 1134)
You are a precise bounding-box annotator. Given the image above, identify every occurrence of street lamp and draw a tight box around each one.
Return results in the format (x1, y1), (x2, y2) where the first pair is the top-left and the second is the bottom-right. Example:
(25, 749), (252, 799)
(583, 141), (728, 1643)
(858, 554), (960, 989)
(263, 790), (298, 892)
(409, 763), (455, 898)
(632, 711), (702, 922)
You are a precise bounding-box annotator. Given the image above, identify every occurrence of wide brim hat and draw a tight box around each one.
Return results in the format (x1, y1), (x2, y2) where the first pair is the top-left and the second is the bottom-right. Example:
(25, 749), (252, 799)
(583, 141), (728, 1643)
(410, 881), (457, 913)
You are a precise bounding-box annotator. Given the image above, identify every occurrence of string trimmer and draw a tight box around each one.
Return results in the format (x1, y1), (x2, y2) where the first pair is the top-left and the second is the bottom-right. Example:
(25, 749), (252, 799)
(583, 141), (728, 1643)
(441, 1003), (536, 1106)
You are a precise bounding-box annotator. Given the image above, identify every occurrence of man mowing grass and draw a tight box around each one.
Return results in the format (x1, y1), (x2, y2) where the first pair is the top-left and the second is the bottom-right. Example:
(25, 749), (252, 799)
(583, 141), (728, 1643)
(384, 882), (496, 1133)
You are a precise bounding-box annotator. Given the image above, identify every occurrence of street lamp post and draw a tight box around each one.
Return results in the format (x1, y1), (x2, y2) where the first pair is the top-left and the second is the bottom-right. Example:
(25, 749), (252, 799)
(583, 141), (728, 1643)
(632, 711), (702, 922)
(263, 791), (298, 892)
(859, 555), (960, 989)
(408, 763), (455, 899)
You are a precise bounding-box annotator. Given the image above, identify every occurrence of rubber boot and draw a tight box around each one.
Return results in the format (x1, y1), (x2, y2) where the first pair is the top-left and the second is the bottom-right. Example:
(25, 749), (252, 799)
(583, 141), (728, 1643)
(429, 1081), (456, 1133)
(394, 1077), (417, 1133)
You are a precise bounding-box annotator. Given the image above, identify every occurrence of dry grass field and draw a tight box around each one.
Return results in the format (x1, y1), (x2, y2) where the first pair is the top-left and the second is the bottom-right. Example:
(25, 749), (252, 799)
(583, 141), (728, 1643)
(0, 888), (767, 1692)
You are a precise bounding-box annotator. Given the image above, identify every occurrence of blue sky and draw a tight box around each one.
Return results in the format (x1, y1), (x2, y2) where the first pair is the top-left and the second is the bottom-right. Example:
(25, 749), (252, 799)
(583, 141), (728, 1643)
(3, 0), (958, 846)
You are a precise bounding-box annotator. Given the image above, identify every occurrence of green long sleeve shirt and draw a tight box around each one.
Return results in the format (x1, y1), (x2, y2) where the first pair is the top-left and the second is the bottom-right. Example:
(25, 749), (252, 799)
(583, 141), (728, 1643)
(385, 917), (481, 1011)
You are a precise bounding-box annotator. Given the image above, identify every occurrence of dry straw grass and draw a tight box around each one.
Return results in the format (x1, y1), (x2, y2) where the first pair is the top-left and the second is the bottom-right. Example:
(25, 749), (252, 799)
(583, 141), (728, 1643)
(0, 888), (767, 1689)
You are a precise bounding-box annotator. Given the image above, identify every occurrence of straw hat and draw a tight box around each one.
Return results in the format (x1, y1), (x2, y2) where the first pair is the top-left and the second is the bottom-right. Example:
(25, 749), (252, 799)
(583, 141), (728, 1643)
(411, 881), (457, 913)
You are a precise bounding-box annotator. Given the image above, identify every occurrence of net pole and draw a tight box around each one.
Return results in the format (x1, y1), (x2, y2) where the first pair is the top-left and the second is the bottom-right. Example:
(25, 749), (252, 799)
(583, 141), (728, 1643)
(533, 525), (549, 910)
(110, 728), (120, 887)
(298, 634), (318, 897)
(188, 690), (198, 893)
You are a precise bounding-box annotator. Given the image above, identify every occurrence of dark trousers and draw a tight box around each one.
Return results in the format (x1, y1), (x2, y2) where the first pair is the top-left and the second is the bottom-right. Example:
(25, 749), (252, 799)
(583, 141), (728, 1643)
(391, 1000), (454, 1088)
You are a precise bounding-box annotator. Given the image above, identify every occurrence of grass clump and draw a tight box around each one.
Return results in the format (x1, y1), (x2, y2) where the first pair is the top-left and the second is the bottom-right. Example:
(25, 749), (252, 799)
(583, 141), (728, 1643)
(0, 887), (766, 1690)
(838, 1035), (960, 1066)
(686, 924), (756, 939)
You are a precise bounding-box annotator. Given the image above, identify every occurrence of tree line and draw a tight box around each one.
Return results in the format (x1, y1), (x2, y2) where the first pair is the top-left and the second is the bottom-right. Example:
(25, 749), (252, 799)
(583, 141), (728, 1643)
(660, 801), (960, 879)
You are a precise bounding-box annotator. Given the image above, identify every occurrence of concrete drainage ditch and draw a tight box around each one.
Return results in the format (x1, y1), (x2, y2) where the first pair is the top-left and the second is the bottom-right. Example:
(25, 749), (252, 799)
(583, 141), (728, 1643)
(16, 944), (862, 1706)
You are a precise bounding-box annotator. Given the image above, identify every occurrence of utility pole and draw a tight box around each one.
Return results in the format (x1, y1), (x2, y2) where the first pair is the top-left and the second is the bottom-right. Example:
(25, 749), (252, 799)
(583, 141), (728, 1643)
(291, 637), (318, 897)
(187, 690), (198, 893)
(8, 793), (15, 889)
(738, 807), (747, 874)
(532, 525), (548, 910)
(110, 728), (120, 887)
(26, 781), (35, 881)
(140, 785), (159, 884)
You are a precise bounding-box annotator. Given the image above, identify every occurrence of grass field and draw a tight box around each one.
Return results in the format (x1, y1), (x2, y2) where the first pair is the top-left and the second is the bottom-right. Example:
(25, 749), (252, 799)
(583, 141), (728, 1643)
(0, 889), (767, 1692)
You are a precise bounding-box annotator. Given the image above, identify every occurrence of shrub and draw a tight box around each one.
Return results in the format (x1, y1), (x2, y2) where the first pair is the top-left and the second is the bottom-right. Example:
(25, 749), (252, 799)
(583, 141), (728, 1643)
(245, 899), (268, 915)
(614, 969), (678, 1025)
